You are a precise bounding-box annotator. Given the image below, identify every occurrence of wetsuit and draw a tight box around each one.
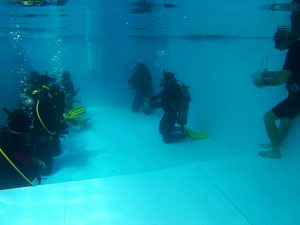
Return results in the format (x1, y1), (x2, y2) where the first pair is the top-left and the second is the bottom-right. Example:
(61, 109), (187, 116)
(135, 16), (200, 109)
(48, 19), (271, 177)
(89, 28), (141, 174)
(151, 79), (187, 143)
(128, 64), (153, 112)
(0, 110), (42, 189)
(32, 88), (67, 174)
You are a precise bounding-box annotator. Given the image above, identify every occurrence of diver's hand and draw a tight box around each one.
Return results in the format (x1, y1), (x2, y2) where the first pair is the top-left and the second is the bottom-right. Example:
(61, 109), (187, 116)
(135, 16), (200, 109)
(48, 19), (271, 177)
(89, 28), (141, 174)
(143, 98), (152, 109)
(261, 70), (273, 78)
(253, 77), (265, 89)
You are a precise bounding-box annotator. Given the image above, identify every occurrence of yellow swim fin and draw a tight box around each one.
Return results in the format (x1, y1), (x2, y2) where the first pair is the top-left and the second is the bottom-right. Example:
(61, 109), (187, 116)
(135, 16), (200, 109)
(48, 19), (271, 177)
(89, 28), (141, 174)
(184, 127), (209, 140)
(69, 106), (86, 116)
(22, 1), (44, 6)
(63, 106), (86, 120)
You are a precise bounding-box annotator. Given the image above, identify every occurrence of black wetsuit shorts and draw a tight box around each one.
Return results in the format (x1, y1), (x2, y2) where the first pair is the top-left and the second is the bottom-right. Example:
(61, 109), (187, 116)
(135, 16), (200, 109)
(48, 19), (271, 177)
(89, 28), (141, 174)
(272, 93), (300, 119)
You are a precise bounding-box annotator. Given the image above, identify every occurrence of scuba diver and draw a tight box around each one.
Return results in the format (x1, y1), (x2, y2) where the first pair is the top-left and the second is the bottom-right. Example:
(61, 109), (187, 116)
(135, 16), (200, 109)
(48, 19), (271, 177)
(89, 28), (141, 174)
(128, 60), (153, 114)
(60, 70), (78, 109)
(31, 84), (68, 174)
(1, 68), (89, 189)
(130, 0), (177, 13)
(144, 71), (191, 143)
(16, 71), (67, 175)
(0, 108), (44, 189)
(0, 84), (68, 188)
(59, 71), (89, 127)
(19, 0), (68, 6)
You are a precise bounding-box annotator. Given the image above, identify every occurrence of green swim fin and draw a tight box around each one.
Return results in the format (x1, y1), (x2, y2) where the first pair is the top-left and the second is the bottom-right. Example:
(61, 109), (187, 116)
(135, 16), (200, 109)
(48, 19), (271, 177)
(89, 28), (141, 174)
(63, 106), (86, 120)
(22, 1), (44, 6)
(184, 127), (209, 140)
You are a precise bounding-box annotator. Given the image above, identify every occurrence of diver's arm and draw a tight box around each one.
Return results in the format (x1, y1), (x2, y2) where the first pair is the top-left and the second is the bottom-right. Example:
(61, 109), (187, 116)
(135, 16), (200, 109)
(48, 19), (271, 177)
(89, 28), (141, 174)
(147, 92), (163, 108)
(262, 70), (291, 86)
(254, 70), (291, 88)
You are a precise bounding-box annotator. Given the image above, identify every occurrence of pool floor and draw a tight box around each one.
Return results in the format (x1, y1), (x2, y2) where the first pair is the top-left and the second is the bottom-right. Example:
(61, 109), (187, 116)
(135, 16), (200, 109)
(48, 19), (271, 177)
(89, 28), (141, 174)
(1, 105), (300, 225)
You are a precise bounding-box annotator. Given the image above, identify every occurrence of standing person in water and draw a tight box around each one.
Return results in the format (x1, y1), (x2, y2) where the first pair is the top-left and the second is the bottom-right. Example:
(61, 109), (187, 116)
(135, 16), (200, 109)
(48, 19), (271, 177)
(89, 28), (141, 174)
(253, 27), (300, 159)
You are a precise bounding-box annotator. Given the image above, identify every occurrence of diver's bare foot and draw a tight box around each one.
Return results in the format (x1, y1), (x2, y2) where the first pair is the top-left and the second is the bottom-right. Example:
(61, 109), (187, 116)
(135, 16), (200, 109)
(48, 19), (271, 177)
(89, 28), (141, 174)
(258, 150), (281, 159)
(259, 143), (272, 149)
(259, 143), (285, 149)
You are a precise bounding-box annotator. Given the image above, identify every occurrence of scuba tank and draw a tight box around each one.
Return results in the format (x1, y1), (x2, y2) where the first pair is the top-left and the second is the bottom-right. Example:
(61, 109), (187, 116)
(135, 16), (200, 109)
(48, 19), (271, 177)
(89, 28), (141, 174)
(177, 83), (191, 126)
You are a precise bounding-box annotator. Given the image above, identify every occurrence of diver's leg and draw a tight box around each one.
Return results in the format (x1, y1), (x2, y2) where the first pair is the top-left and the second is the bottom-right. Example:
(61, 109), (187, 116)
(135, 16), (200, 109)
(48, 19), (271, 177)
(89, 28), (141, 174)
(278, 117), (292, 144)
(259, 110), (281, 158)
(160, 112), (185, 143)
(159, 113), (173, 143)
(132, 93), (143, 112)
(260, 118), (291, 149)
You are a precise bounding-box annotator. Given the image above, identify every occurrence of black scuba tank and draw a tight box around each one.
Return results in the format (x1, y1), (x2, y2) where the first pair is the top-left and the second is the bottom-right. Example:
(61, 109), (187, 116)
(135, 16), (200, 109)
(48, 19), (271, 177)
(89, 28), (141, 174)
(177, 83), (191, 126)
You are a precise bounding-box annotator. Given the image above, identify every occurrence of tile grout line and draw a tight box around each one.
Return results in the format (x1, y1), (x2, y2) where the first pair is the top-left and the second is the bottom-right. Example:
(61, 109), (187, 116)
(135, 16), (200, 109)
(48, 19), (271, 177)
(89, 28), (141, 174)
(63, 182), (67, 225)
(198, 167), (255, 225)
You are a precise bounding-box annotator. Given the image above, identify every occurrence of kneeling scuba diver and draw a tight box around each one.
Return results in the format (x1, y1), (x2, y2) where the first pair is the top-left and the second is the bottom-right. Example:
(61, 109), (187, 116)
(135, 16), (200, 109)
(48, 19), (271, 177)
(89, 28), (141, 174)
(144, 71), (209, 142)
(144, 71), (191, 143)
(0, 108), (44, 189)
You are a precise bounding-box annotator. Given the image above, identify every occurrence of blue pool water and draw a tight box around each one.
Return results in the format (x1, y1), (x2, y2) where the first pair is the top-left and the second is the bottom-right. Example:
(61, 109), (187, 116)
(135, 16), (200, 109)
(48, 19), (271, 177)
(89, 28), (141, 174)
(1, 1), (300, 224)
